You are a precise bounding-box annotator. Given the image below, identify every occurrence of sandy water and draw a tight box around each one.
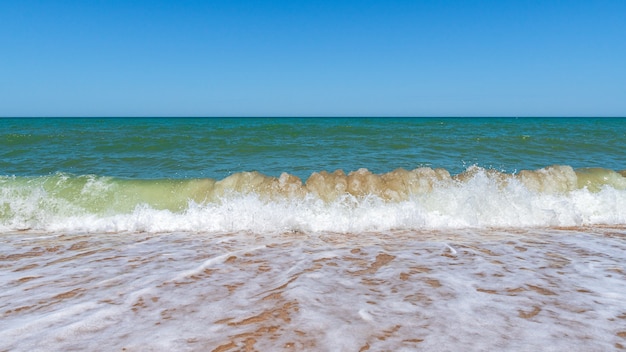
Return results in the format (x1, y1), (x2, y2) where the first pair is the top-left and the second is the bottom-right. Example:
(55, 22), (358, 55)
(2, 227), (626, 351)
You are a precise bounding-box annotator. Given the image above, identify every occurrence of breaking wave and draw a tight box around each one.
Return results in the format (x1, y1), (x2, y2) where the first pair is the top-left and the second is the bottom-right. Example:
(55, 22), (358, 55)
(1, 165), (625, 233)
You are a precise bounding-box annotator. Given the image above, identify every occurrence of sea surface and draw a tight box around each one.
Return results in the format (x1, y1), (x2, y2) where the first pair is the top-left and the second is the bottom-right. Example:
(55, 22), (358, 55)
(1, 117), (625, 351)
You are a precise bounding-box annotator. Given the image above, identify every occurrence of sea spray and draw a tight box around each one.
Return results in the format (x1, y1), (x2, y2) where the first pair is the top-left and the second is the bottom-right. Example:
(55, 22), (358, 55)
(2, 165), (625, 233)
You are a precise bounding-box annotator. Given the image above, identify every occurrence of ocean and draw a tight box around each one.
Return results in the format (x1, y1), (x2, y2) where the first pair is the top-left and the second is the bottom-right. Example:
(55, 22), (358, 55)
(1, 117), (625, 351)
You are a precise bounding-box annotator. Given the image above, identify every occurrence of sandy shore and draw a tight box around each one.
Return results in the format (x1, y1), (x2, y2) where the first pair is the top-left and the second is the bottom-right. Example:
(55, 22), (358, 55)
(2, 227), (626, 351)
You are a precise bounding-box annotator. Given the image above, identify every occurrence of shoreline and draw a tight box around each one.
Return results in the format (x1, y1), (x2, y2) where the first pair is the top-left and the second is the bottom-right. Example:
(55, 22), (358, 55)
(2, 227), (625, 350)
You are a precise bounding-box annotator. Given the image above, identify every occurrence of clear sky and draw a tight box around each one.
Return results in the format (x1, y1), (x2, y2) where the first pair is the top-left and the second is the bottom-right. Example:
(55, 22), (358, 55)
(1, 0), (625, 117)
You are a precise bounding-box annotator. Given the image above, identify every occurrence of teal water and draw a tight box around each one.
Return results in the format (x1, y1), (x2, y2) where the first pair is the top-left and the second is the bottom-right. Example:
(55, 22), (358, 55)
(2, 117), (624, 180)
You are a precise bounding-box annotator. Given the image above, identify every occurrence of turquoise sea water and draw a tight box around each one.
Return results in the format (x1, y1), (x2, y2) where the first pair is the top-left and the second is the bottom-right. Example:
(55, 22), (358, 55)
(1, 117), (624, 179)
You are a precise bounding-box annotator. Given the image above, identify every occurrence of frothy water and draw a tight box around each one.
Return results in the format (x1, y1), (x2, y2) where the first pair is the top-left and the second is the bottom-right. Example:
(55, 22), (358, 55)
(1, 165), (625, 233)
(2, 228), (626, 351)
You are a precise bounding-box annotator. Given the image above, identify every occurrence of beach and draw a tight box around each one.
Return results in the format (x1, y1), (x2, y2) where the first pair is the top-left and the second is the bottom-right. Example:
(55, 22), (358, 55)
(2, 226), (626, 351)
(4, 0), (626, 347)
(1, 117), (625, 350)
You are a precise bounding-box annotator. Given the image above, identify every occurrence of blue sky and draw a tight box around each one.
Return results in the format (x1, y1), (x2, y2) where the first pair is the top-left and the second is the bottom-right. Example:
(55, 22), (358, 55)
(1, 0), (625, 117)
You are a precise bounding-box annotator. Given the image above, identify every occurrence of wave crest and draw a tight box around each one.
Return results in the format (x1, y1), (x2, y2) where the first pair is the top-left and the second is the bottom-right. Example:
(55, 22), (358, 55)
(1, 165), (625, 232)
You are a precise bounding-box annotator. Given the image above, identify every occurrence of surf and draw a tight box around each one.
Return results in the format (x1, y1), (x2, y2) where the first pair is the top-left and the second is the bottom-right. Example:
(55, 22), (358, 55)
(1, 165), (625, 233)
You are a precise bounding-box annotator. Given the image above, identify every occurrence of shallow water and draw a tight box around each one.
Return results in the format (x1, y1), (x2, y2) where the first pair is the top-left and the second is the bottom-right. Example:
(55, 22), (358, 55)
(2, 227), (626, 351)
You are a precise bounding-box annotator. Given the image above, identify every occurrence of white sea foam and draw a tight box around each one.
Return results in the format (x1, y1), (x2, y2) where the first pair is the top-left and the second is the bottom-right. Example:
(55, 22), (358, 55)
(1, 166), (625, 233)
(1, 228), (625, 351)
(29, 186), (626, 234)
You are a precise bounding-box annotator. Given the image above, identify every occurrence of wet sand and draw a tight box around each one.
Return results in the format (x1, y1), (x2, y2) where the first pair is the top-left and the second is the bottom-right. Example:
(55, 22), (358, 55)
(2, 227), (626, 351)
